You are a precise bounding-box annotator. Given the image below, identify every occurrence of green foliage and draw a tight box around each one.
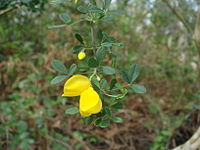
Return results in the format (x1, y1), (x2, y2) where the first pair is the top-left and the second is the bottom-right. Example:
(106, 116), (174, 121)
(150, 129), (171, 150)
(50, 0), (146, 128)
(88, 58), (98, 68)
(0, 0), (48, 12)
(65, 106), (79, 115)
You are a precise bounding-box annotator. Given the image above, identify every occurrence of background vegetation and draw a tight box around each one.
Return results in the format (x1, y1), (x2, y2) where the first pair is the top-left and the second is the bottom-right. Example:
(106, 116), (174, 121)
(0, 0), (200, 150)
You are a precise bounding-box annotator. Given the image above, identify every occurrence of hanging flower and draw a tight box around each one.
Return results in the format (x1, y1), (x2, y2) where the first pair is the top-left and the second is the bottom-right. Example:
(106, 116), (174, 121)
(62, 75), (102, 117)
(79, 87), (102, 117)
(62, 75), (91, 96)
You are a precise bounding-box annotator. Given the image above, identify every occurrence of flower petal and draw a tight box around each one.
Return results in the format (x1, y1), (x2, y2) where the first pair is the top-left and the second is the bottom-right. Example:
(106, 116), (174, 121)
(62, 75), (91, 97)
(80, 87), (102, 117)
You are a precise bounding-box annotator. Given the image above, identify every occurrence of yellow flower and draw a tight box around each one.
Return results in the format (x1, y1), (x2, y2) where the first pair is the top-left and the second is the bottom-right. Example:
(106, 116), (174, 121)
(78, 51), (86, 60)
(62, 75), (102, 117)
(62, 75), (91, 96)
(80, 87), (102, 117)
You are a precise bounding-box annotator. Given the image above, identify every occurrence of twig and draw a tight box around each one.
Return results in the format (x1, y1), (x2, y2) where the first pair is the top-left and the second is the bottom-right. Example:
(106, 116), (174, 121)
(162, 0), (193, 34)
(193, 11), (200, 56)
(0, 4), (20, 16)
(90, 23), (96, 55)
(46, 135), (74, 150)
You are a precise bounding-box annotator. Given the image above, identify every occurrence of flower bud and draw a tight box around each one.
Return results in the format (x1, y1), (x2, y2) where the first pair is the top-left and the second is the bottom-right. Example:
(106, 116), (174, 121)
(78, 51), (86, 60)
(96, 76), (101, 81)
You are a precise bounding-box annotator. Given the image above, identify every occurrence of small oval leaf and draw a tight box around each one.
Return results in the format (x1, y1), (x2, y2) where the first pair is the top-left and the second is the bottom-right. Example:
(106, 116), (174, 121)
(48, 24), (67, 29)
(131, 84), (146, 93)
(51, 75), (68, 84)
(96, 47), (106, 64)
(120, 70), (130, 83)
(77, 6), (88, 13)
(130, 64), (140, 83)
(111, 117), (123, 123)
(100, 119), (110, 128)
(102, 66), (115, 75)
(75, 33), (84, 44)
(65, 107), (79, 115)
(51, 60), (68, 74)
(68, 64), (77, 76)
(59, 13), (71, 23)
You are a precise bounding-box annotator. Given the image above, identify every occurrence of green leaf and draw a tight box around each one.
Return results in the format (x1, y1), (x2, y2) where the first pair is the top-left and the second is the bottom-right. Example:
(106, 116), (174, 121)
(103, 0), (112, 9)
(111, 117), (123, 123)
(101, 42), (112, 47)
(88, 6), (103, 13)
(49, 0), (65, 5)
(48, 24), (67, 29)
(110, 79), (117, 90)
(72, 45), (83, 54)
(113, 43), (124, 48)
(77, 6), (88, 13)
(51, 75), (68, 84)
(103, 106), (112, 116)
(131, 84), (146, 93)
(102, 66), (115, 75)
(120, 70), (130, 83)
(99, 109), (106, 117)
(101, 16), (113, 22)
(96, 47), (106, 63)
(88, 58), (98, 68)
(97, 30), (103, 42)
(75, 33), (84, 44)
(17, 121), (28, 132)
(111, 50), (123, 57)
(100, 79), (108, 89)
(111, 102), (123, 109)
(84, 117), (93, 125)
(161, 130), (171, 136)
(94, 118), (102, 126)
(59, 13), (71, 23)
(91, 78), (100, 89)
(65, 107), (79, 115)
(103, 32), (115, 42)
(100, 119), (110, 128)
(109, 10), (123, 15)
(81, 14), (92, 21)
(68, 64), (77, 76)
(148, 104), (159, 115)
(51, 60), (68, 74)
(130, 64), (140, 83)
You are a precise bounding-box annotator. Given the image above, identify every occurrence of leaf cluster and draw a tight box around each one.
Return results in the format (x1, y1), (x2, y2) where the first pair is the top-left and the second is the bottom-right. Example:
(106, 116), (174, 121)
(50, 0), (146, 127)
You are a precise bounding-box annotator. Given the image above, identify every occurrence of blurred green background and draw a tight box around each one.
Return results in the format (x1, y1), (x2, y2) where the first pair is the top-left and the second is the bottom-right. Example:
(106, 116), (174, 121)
(0, 0), (200, 150)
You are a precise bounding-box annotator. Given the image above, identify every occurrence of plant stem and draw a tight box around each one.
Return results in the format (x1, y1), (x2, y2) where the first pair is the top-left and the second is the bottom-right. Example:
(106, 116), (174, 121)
(162, 0), (193, 34)
(90, 23), (96, 54)
(46, 135), (73, 150)
(89, 68), (97, 80)
(0, 4), (20, 16)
